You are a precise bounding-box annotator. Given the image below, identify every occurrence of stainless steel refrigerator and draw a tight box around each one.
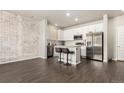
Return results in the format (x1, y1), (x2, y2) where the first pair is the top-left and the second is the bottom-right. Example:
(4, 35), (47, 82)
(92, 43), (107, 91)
(86, 32), (103, 61)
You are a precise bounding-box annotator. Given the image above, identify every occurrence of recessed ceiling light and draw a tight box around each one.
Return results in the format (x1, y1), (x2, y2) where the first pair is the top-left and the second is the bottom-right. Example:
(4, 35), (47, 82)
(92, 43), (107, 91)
(55, 24), (58, 26)
(66, 12), (70, 16)
(75, 18), (79, 22)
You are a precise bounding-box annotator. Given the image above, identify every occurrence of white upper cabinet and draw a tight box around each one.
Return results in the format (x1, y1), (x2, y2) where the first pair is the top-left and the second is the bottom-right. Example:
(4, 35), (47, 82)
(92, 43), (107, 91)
(63, 29), (74, 40)
(82, 27), (88, 40)
(95, 23), (103, 32)
(57, 22), (103, 41)
(58, 29), (63, 40)
(87, 25), (96, 32)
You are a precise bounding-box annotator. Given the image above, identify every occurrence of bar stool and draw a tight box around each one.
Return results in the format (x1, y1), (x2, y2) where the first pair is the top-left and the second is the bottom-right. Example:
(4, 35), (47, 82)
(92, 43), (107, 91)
(61, 48), (71, 66)
(55, 48), (62, 63)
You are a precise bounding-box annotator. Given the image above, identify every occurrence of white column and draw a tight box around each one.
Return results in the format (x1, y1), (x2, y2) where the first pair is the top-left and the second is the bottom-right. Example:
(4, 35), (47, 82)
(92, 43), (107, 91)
(103, 14), (108, 62)
(38, 19), (48, 59)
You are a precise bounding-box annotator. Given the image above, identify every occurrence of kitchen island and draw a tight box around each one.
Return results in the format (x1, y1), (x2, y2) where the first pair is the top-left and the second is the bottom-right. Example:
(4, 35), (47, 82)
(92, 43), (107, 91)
(55, 45), (81, 65)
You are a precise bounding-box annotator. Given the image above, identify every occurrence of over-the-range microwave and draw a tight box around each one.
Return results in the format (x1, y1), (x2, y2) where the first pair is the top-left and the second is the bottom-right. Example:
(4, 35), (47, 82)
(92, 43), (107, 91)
(74, 34), (83, 40)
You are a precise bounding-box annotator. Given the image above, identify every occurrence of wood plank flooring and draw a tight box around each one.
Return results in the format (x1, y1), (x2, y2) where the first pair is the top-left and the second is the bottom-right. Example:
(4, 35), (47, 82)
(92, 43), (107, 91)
(0, 58), (124, 83)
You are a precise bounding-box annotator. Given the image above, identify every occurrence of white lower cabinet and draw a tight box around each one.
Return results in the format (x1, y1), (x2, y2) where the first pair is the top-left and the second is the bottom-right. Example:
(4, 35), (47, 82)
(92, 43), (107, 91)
(81, 46), (86, 58)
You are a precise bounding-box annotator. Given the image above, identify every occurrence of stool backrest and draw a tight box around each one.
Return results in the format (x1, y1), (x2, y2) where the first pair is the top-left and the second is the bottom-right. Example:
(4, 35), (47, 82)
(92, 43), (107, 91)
(55, 48), (62, 53)
(62, 48), (69, 53)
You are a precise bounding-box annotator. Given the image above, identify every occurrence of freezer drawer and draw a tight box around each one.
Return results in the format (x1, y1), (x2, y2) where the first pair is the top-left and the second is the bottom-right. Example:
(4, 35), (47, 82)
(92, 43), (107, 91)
(86, 47), (93, 59)
(93, 46), (102, 55)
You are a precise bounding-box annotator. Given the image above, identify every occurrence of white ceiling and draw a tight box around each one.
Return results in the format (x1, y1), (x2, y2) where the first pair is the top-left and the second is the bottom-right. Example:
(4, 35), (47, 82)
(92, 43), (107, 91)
(8, 10), (124, 28)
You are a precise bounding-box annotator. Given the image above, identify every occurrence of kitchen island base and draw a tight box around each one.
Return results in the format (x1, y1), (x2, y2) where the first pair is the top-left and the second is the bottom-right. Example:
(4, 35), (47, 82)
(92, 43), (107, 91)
(55, 46), (81, 65)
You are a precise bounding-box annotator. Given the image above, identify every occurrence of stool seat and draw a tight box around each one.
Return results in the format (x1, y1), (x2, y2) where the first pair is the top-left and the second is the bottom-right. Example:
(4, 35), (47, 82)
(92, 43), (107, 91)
(55, 48), (62, 53)
(69, 51), (74, 54)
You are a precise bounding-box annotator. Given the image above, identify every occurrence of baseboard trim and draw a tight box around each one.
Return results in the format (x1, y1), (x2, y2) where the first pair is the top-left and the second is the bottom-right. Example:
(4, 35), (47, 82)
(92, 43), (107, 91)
(0, 56), (46, 65)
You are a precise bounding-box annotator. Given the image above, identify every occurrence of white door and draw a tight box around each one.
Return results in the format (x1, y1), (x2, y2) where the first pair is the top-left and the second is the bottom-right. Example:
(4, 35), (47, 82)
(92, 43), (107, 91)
(117, 27), (124, 61)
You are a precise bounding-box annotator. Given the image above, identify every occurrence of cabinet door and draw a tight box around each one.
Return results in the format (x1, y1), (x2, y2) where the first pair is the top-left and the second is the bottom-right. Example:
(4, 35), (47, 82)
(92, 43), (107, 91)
(63, 30), (73, 40)
(58, 30), (63, 40)
(88, 25), (96, 32)
(95, 23), (103, 32)
(81, 47), (86, 57)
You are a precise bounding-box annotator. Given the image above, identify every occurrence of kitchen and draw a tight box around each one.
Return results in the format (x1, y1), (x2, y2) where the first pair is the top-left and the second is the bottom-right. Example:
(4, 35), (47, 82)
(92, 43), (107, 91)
(47, 20), (104, 65)
(1, 0), (124, 91)
(1, 10), (124, 83)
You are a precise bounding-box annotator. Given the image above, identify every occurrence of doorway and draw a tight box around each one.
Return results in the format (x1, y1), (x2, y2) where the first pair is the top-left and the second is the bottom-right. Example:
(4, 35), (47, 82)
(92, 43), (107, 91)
(117, 27), (124, 61)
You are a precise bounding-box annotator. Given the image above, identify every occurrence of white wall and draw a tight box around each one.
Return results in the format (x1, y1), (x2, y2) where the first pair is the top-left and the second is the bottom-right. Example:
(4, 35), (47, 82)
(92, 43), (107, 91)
(108, 15), (124, 60)
(21, 16), (40, 59)
(47, 24), (58, 40)
(103, 14), (109, 62)
(0, 11), (47, 64)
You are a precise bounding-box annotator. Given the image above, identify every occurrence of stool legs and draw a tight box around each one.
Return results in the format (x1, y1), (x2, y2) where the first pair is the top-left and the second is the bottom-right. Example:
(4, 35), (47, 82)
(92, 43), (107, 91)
(59, 52), (62, 63)
(65, 53), (71, 66)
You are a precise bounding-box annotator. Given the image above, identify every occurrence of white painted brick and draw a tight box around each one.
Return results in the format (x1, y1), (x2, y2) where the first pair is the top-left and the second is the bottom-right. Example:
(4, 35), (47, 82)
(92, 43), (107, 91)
(0, 11), (41, 63)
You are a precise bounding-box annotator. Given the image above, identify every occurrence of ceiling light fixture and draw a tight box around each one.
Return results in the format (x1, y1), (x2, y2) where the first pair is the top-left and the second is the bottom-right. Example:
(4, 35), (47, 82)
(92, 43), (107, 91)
(66, 12), (70, 16)
(75, 18), (78, 22)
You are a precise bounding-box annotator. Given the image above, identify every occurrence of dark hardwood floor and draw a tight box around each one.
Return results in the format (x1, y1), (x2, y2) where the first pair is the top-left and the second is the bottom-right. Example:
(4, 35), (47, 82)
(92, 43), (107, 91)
(0, 57), (124, 83)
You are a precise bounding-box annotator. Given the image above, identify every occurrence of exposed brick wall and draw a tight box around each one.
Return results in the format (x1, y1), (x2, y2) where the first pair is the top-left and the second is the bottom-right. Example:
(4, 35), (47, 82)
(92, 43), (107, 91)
(0, 11), (41, 63)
